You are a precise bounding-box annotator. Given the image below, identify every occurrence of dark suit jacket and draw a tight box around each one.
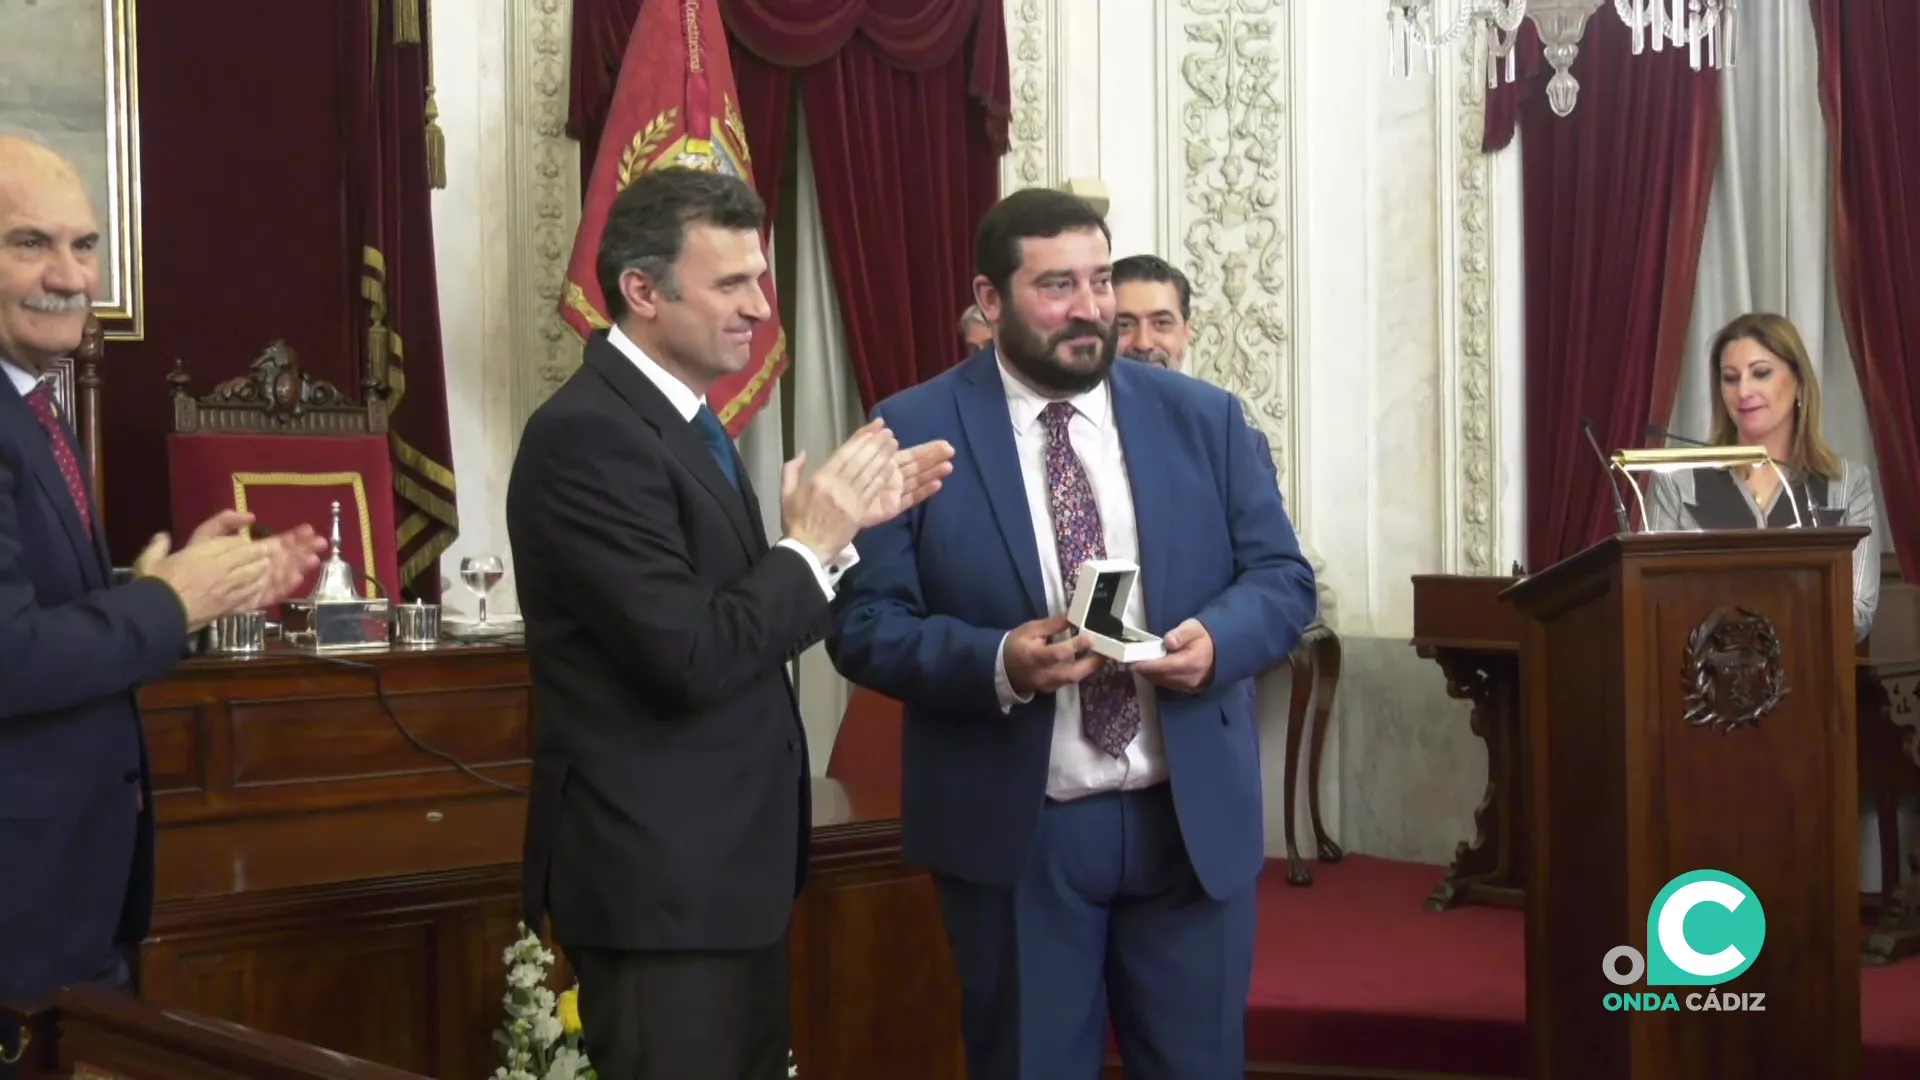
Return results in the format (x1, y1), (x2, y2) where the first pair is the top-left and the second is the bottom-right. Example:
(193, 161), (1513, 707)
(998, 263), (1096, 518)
(506, 331), (827, 954)
(0, 375), (184, 1002)
(827, 351), (1318, 901)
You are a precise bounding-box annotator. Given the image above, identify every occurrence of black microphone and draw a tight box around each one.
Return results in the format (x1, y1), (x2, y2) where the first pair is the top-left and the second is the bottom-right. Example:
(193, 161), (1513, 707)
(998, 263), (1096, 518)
(1581, 416), (1631, 534)
(1644, 423), (1711, 448)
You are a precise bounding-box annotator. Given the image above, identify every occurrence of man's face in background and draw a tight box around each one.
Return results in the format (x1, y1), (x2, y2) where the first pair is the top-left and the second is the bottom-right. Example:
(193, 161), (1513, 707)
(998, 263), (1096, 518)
(1115, 279), (1190, 373)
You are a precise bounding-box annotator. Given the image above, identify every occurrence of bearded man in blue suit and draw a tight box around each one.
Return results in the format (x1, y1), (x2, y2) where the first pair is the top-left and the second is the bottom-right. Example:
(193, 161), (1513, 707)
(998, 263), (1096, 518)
(827, 188), (1317, 1080)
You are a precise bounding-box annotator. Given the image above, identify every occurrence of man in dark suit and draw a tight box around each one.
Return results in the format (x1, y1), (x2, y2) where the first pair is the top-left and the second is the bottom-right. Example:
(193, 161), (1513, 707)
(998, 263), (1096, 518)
(506, 166), (952, 1080)
(828, 188), (1319, 1079)
(0, 136), (324, 1059)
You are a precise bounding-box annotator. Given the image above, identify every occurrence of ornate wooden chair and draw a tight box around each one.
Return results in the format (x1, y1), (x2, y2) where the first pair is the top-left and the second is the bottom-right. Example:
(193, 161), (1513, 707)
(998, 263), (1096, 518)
(164, 342), (401, 604)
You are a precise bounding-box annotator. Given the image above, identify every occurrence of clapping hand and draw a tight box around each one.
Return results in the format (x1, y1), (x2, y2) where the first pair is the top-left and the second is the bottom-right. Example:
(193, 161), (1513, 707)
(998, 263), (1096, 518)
(244, 522), (329, 610)
(859, 440), (955, 528)
(781, 421), (900, 562)
(135, 510), (330, 628)
(181, 508), (329, 609)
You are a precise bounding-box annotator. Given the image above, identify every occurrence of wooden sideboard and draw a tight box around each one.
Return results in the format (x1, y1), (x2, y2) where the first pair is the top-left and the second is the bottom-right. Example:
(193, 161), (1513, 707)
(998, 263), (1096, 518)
(1408, 574), (1524, 911)
(127, 643), (964, 1078)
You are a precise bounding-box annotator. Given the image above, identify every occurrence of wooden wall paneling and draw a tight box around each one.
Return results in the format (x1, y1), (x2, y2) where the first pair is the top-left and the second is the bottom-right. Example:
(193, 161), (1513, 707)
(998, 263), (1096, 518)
(131, 645), (969, 1079)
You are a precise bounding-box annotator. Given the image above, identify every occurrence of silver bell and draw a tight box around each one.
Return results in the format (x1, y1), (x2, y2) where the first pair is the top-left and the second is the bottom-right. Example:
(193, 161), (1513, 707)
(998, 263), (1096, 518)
(307, 500), (360, 602)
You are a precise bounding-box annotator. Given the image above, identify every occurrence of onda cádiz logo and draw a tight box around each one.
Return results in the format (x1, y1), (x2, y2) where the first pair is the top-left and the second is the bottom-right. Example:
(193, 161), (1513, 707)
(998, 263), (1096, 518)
(1601, 870), (1767, 1013)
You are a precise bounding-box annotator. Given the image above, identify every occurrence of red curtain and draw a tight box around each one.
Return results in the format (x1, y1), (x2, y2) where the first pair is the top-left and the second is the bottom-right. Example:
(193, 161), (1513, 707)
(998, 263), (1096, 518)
(1812, 0), (1920, 581)
(1487, 19), (1721, 570)
(793, 34), (1003, 408)
(723, 0), (1008, 409)
(569, 0), (1008, 413)
(567, 0), (639, 190)
(345, 0), (460, 599)
(103, 2), (359, 562)
(733, 54), (795, 229)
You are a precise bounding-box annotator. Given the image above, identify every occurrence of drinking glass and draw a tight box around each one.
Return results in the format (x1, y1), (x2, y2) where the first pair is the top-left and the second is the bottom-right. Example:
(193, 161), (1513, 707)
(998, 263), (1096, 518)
(460, 554), (504, 624)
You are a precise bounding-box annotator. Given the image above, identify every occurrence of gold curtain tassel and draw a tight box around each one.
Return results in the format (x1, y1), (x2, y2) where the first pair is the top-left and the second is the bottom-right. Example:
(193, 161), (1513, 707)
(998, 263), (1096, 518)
(425, 89), (447, 189)
(368, 320), (391, 387)
(395, 0), (422, 44)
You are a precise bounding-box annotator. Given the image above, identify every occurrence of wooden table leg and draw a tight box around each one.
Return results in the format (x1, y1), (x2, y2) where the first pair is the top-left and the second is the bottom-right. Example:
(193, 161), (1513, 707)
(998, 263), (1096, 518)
(1283, 624), (1344, 887)
(1307, 628), (1344, 866)
(1419, 646), (1525, 912)
(1283, 631), (1317, 886)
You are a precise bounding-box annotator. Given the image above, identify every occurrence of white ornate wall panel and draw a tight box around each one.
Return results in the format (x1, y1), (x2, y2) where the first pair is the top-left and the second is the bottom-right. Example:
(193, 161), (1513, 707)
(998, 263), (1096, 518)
(1437, 55), (1500, 578)
(508, 0), (584, 427)
(1170, 0), (1303, 514)
(1003, 0), (1309, 586)
(1001, 0), (1060, 195)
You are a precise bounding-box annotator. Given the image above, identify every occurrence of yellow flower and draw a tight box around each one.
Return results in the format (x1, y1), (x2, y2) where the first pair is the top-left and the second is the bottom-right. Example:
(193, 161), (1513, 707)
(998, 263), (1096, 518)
(558, 986), (582, 1035)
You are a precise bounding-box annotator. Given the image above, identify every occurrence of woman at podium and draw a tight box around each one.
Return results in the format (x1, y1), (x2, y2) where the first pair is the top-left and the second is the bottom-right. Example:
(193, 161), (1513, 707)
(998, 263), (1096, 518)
(1646, 312), (1880, 642)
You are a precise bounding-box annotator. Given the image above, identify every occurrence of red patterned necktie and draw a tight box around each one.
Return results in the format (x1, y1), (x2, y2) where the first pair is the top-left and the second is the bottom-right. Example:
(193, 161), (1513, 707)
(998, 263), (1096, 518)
(25, 381), (93, 537)
(1040, 401), (1140, 758)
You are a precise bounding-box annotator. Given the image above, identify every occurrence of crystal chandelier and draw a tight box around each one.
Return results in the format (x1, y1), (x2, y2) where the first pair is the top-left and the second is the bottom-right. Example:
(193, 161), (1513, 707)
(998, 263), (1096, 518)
(1388, 1), (1739, 117)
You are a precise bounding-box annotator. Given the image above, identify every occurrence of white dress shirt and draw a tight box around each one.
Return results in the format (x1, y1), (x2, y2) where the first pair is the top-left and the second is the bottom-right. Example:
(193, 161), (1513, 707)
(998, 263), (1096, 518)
(991, 360), (1167, 800)
(605, 326), (856, 599)
(2, 358), (39, 398)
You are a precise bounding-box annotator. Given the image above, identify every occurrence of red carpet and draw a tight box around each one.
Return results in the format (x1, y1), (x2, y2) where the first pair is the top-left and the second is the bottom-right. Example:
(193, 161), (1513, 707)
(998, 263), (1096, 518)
(1249, 855), (1920, 1078)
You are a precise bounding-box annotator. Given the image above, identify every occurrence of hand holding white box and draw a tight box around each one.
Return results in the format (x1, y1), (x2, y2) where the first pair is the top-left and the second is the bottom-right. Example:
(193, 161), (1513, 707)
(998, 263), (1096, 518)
(1065, 559), (1165, 662)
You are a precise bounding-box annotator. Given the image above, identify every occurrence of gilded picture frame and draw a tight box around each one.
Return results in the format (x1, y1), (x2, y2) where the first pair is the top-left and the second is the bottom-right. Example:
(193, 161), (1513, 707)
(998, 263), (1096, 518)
(0, 0), (143, 338)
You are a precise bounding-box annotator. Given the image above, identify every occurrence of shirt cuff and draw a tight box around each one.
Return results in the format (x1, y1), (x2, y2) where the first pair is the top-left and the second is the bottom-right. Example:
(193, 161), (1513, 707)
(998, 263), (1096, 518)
(993, 631), (1035, 713)
(776, 539), (860, 600)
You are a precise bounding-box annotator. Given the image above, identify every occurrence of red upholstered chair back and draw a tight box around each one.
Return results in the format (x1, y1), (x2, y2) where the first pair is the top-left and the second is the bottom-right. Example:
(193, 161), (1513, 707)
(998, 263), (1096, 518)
(826, 685), (905, 792)
(164, 344), (402, 606)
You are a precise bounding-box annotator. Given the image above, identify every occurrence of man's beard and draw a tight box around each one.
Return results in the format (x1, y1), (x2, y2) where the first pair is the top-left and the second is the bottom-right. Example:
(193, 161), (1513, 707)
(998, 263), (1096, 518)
(1132, 346), (1175, 369)
(998, 309), (1116, 395)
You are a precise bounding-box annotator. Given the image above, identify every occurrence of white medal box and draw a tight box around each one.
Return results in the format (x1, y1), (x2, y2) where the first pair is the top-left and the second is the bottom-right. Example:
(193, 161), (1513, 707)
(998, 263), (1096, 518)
(1065, 559), (1164, 662)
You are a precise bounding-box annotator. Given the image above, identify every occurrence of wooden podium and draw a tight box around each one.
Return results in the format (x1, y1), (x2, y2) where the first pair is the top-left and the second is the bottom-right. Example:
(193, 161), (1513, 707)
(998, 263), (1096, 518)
(1502, 528), (1865, 1079)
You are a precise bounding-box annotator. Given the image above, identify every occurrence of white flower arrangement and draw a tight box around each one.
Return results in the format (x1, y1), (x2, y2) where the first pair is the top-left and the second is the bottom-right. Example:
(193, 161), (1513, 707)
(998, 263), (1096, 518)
(493, 924), (594, 1080)
(493, 922), (799, 1079)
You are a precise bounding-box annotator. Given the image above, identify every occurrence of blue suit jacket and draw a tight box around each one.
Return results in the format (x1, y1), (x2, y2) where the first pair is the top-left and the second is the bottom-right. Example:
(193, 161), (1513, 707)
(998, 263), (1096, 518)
(0, 375), (184, 1001)
(827, 350), (1318, 900)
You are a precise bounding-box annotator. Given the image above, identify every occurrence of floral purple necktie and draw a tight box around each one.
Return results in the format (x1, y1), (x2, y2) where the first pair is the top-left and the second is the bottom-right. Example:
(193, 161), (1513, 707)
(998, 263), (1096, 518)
(1041, 401), (1140, 758)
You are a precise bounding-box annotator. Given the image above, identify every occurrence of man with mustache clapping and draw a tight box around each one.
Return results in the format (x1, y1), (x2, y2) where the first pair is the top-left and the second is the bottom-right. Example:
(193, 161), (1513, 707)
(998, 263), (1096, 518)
(0, 136), (327, 1035)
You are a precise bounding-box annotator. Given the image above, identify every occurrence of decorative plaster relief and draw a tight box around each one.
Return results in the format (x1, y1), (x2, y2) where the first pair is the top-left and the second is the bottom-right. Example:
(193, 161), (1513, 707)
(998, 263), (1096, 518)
(1439, 57), (1500, 575)
(509, 0), (583, 427)
(1174, 0), (1332, 620)
(1003, 0), (1055, 192)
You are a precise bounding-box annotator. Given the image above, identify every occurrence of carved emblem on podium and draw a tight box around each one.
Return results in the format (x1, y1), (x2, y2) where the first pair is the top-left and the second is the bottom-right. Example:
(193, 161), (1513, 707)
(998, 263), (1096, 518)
(1682, 606), (1788, 733)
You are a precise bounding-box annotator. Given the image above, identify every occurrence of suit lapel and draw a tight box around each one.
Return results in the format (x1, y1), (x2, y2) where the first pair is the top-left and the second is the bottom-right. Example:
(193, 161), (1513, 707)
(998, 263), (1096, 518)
(955, 352), (1046, 619)
(0, 378), (102, 586)
(581, 336), (761, 559)
(1108, 363), (1173, 633)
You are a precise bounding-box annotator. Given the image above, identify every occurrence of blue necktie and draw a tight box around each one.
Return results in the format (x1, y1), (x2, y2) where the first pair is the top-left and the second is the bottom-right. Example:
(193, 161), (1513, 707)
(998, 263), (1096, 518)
(691, 405), (741, 491)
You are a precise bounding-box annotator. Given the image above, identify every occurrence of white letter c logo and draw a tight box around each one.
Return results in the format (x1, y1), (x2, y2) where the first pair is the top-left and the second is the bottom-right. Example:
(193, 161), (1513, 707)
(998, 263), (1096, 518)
(1657, 880), (1747, 978)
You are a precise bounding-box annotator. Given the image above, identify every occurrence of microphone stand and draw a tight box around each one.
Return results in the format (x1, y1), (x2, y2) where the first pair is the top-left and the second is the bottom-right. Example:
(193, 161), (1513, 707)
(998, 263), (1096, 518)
(1582, 417), (1631, 534)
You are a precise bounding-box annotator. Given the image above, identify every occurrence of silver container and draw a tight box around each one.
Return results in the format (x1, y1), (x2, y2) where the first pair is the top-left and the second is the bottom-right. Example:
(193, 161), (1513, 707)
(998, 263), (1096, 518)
(392, 601), (441, 646)
(205, 610), (266, 655)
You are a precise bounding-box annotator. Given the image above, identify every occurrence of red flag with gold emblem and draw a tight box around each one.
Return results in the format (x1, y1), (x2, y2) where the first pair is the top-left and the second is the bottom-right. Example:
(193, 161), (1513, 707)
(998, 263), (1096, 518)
(558, 0), (785, 435)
